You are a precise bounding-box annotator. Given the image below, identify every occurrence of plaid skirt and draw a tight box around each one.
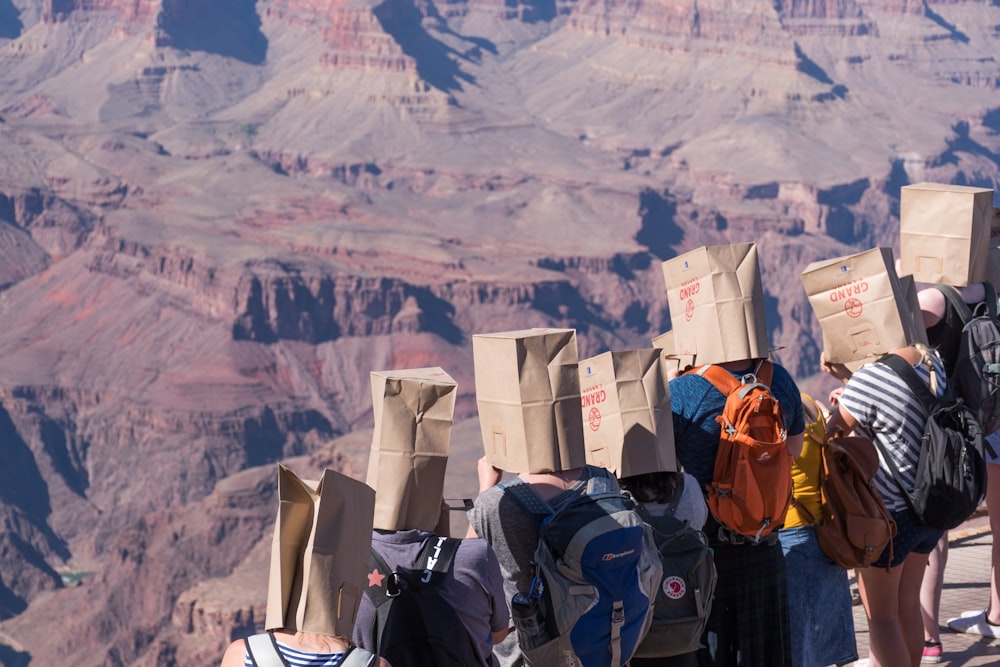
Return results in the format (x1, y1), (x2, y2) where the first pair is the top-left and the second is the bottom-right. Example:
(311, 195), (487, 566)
(696, 539), (792, 667)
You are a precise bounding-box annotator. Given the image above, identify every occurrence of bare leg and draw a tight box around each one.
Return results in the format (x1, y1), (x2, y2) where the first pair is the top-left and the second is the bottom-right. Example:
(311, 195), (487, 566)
(859, 551), (929, 667)
(859, 563), (906, 667)
(901, 552), (931, 666)
(919, 534), (947, 643)
(988, 462), (1000, 624)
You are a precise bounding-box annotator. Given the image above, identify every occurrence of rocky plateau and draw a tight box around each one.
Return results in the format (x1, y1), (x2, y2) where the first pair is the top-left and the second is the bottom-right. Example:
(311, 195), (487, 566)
(0, 0), (998, 664)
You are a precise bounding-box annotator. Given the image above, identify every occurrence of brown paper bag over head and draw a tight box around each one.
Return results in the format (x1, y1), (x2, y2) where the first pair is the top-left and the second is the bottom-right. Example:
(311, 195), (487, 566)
(900, 182), (994, 286)
(801, 247), (927, 366)
(836, 274), (926, 373)
(473, 328), (586, 473)
(661, 242), (769, 366)
(367, 367), (456, 531)
(651, 330), (695, 375)
(579, 349), (677, 479)
(265, 464), (375, 636)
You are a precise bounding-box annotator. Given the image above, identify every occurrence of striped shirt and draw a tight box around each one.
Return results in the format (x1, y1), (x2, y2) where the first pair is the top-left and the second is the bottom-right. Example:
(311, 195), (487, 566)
(242, 641), (347, 667)
(837, 352), (946, 511)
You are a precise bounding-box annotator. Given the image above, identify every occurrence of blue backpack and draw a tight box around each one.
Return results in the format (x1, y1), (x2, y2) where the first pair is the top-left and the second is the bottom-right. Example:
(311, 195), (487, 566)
(500, 472), (661, 667)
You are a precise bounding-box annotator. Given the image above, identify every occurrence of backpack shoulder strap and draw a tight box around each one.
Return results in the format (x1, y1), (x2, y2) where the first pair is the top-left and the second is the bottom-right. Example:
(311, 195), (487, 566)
(935, 284), (974, 324)
(696, 360), (772, 396)
(878, 353), (936, 412)
(244, 633), (290, 667)
(364, 546), (400, 607)
(341, 646), (378, 667)
(976, 282), (999, 319)
(873, 355), (936, 506)
(584, 467), (616, 496)
(695, 364), (739, 395)
(497, 477), (554, 522)
(411, 535), (462, 585)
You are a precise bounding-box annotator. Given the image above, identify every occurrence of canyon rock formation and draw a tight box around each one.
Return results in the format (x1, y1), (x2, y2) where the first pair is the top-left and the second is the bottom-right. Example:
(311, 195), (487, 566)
(0, 0), (998, 664)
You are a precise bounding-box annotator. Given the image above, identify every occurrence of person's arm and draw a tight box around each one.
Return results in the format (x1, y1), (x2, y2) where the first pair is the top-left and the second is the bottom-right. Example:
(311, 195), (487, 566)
(819, 350), (853, 384)
(786, 431), (804, 460)
(493, 627), (511, 644)
(825, 400), (859, 438)
(466, 457), (502, 538)
(917, 286), (948, 329)
(219, 640), (245, 667)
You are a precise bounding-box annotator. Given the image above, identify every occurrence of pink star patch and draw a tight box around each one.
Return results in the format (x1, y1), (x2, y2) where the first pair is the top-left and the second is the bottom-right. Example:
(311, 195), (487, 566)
(367, 569), (385, 588)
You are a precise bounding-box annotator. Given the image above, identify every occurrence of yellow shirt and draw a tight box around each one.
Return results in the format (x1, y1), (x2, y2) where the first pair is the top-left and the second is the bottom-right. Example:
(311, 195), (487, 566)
(784, 393), (825, 528)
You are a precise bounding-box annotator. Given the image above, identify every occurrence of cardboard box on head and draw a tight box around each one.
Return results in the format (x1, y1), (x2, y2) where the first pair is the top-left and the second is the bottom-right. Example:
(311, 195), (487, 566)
(579, 349), (677, 479)
(367, 367), (457, 532)
(661, 242), (769, 366)
(801, 247), (927, 367)
(900, 182), (994, 287)
(265, 464), (375, 636)
(473, 328), (586, 474)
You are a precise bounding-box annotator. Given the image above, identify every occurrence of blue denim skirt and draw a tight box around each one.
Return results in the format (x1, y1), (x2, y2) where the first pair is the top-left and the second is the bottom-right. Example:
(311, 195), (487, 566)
(779, 526), (858, 667)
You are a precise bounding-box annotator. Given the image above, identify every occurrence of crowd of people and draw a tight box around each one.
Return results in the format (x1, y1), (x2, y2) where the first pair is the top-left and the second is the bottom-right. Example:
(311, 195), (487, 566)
(219, 228), (1000, 667)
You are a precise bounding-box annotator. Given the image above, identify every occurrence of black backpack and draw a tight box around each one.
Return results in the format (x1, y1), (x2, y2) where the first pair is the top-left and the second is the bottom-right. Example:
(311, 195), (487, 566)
(631, 483), (717, 659)
(361, 536), (484, 667)
(936, 283), (1000, 436)
(876, 354), (987, 530)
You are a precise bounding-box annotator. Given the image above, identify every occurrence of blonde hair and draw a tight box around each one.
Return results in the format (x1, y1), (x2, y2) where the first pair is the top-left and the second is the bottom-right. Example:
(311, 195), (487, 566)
(913, 343), (940, 395)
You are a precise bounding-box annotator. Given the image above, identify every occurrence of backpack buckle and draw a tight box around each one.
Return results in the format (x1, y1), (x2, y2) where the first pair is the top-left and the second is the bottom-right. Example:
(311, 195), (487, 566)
(740, 373), (757, 385)
(386, 573), (402, 598)
(611, 601), (625, 627)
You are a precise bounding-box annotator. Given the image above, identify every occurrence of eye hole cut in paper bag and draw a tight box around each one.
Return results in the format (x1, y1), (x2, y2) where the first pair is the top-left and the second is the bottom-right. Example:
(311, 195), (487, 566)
(265, 464), (375, 636)
(800, 247), (927, 367)
(579, 349), (677, 479)
(661, 242), (769, 366)
(473, 328), (586, 474)
(900, 182), (994, 287)
(367, 367), (457, 532)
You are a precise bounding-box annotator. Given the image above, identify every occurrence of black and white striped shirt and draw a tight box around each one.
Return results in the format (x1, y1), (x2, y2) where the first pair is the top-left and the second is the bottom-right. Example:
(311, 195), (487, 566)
(837, 352), (947, 511)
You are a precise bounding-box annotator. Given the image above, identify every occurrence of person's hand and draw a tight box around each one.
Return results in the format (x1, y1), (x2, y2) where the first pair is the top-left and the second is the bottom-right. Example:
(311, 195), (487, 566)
(820, 351), (852, 383)
(477, 456), (502, 492)
(828, 386), (844, 408)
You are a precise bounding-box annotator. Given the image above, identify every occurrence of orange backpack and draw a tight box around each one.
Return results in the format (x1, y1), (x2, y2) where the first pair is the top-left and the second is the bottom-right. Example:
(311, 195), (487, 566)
(693, 362), (793, 541)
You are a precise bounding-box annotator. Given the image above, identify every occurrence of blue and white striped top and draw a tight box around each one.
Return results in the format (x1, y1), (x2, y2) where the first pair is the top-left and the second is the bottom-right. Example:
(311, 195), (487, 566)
(242, 640), (347, 667)
(837, 352), (946, 511)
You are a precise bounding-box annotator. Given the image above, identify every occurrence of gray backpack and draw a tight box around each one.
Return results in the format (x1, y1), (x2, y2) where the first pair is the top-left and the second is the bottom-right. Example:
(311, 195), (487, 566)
(244, 632), (377, 667)
(631, 482), (717, 658)
(499, 472), (661, 667)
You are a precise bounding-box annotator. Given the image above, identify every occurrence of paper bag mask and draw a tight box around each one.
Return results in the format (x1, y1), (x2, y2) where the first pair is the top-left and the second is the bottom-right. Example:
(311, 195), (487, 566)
(265, 464), (375, 636)
(661, 242), (769, 365)
(900, 182), (994, 286)
(368, 367), (456, 531)
(801, 247), (927, 366)
(651, 330), (695, 374)
(579, 349), (677, 478)
(473, 328), (586, 473)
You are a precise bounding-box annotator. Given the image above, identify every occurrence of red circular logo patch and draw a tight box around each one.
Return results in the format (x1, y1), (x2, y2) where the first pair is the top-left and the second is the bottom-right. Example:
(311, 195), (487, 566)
(845, 298), (863, 318)
(684, 299), (695, 321)
(588, 407), (602, 431)
(662, 575), (686, 600)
